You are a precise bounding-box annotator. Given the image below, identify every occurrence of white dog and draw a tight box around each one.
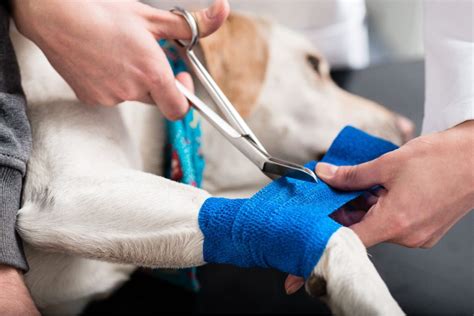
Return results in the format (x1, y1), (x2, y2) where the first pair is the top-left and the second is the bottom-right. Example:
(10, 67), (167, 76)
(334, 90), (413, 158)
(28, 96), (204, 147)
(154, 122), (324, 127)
(12, 13), (411, 315)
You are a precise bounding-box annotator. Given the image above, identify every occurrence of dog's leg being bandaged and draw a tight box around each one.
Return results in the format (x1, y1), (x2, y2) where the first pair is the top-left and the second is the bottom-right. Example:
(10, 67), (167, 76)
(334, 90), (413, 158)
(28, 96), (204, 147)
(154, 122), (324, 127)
(17, 111), (402, 314)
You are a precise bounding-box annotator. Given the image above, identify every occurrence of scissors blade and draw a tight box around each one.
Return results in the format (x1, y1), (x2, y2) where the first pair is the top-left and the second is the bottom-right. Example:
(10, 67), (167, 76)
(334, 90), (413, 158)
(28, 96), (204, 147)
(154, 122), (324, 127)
(185, 50), (268, 154)
(263, 158), (318, 183)
(176, 81), (318, 183)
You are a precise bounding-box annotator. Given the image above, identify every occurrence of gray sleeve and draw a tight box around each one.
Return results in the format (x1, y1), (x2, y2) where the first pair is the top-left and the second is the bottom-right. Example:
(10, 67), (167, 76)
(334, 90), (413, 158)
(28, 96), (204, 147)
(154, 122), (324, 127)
(0, 5), (32, 271)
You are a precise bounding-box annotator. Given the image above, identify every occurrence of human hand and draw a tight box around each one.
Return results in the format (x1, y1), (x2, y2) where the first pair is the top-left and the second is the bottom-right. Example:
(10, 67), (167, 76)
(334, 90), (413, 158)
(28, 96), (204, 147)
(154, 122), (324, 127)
(11, 0), (229, 120)
(316, 120), (474, 248)
(0, 265), (40, 316)
(285, 121), (474, 294)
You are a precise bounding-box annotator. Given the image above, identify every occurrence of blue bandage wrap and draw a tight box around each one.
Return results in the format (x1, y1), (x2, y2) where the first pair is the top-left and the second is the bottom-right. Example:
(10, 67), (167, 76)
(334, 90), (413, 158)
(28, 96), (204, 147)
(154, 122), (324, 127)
(199, 126), (398, 278)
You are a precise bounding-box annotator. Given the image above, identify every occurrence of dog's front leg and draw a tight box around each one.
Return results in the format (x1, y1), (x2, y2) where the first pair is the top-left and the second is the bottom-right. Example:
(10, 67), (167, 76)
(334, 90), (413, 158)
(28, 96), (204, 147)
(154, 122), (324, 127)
(306, 228), (404, 316)
(17, 169), (210, 268)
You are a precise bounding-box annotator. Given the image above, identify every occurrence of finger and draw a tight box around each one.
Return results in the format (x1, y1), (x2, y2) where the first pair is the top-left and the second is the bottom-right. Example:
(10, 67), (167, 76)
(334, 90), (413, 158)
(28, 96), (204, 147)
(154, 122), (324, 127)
(148, 49), (189, 120)
(316, 157), (390, 191)
(350, 204), (388, 247)
(146, 0), (230, 39)
(176, 71), (194, 93)
(284, 275), (305, 295)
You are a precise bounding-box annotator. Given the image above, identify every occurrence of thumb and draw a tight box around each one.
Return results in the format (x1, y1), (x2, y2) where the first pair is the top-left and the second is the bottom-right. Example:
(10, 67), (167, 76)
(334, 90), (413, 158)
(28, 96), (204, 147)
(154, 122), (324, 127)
(316, 156), (389, 191)
(146, 0), (230, 39)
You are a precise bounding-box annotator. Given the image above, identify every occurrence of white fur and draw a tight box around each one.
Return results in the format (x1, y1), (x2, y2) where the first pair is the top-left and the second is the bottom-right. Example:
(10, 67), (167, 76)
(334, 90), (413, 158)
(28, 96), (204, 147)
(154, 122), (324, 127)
(11, 17), (403, 315)
(311, 228), (403, 316)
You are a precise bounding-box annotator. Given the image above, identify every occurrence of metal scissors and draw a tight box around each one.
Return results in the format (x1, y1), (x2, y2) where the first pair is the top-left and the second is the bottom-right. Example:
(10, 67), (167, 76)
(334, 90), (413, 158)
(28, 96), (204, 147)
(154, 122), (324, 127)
(170, 7), (317, 183)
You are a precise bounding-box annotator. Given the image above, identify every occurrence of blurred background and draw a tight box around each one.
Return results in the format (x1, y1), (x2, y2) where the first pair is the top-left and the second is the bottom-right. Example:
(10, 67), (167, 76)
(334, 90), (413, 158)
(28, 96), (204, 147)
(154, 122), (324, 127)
(145, 0), (424, 69)
(84, 1), (473, 315)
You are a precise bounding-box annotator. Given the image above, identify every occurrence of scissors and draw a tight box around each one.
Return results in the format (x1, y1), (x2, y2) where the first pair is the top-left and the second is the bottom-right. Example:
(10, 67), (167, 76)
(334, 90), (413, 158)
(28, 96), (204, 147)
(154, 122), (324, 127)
(170, 7), (317, 183)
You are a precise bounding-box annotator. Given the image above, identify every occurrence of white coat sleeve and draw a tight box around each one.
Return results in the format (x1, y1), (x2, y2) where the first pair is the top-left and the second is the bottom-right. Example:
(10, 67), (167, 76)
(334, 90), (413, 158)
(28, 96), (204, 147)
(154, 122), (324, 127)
(422, 0), (474, 134)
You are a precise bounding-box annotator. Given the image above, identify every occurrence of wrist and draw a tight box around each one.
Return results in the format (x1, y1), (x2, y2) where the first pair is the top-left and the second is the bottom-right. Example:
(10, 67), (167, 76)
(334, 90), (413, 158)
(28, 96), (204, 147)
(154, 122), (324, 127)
(0, 264), (23, 283)
(11, 0), (42, 40)
(11, 0), (70, 44)
(447, 120), (474, 205)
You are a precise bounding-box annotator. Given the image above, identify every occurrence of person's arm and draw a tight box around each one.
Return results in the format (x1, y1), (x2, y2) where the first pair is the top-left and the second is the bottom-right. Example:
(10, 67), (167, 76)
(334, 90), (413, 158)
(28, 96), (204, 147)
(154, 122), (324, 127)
(314, 0), (474, 248)
(0, 266), (39, 315)
(0, 4), (39, 315)
(11, 0), (229, 120)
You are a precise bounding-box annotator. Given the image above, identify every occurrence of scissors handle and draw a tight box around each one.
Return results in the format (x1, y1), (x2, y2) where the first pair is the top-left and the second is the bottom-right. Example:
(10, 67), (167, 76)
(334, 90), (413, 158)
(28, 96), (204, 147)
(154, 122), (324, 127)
(170, 7), (267, 154)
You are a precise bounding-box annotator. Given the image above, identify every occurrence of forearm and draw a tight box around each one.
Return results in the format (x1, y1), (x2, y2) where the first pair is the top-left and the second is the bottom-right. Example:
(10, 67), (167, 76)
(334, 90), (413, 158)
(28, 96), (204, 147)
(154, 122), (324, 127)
(0, 265), (39, 316)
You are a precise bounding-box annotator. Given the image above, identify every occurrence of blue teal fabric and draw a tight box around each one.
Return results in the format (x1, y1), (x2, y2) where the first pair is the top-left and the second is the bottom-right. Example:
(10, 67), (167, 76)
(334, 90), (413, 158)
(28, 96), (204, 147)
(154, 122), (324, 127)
(199, 126), (398, 278)
(150, 40), (204, 291)
(160, 39), (205, 187)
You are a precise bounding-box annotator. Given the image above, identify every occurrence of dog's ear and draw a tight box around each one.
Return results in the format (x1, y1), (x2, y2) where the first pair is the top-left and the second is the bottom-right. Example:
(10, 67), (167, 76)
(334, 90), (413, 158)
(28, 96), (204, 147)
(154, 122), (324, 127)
(198, 13), (269, 118)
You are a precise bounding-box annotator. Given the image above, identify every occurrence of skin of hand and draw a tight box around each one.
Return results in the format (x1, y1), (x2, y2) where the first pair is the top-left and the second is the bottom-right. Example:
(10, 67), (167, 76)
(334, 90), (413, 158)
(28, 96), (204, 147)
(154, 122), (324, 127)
(11, 0), (229, 120)
(0, 265), (40, 316)
(285, 120), (474, 295)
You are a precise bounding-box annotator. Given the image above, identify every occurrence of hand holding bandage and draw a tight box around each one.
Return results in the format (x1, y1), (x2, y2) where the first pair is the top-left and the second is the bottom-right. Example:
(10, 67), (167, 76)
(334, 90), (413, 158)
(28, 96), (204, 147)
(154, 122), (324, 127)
(318, 120), (474, 249)
(199, 127), (398, 278)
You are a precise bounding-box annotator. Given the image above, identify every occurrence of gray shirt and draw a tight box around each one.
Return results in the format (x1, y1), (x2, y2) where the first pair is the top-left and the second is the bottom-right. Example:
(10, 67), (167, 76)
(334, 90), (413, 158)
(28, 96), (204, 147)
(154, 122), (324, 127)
(0, 4), (31, 271)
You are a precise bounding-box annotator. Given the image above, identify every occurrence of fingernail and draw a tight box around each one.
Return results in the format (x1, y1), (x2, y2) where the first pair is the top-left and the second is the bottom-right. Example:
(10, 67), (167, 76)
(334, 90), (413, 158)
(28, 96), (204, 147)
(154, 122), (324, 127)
(316, 163), (338, 178)
(206, 5), (217, 19)
(285, 279), (304, 295)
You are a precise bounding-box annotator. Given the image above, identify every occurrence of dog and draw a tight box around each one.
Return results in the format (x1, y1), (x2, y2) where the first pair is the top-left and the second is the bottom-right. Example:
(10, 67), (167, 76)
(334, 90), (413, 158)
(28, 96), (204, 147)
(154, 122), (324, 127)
(11, 12), (411, 315)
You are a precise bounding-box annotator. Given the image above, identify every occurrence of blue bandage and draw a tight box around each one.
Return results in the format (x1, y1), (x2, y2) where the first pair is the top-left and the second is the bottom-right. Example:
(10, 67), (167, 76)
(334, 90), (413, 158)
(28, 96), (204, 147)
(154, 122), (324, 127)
(199, 126), (398, 278)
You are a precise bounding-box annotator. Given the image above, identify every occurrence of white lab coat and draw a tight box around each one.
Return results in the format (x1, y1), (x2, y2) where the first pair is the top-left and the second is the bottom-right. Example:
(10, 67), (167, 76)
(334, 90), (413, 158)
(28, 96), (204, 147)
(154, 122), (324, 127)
(422, 0), (474, 134)
(145, 0), (473, 134)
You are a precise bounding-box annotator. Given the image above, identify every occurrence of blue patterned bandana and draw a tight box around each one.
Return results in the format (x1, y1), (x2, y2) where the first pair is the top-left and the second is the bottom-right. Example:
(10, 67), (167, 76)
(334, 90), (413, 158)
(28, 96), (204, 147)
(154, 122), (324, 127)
(150, 40), (205, 292)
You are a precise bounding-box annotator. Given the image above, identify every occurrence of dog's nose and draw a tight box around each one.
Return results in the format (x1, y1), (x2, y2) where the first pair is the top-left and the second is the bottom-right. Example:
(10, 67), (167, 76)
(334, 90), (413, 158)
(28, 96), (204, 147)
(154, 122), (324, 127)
(395, 115), (415, 143)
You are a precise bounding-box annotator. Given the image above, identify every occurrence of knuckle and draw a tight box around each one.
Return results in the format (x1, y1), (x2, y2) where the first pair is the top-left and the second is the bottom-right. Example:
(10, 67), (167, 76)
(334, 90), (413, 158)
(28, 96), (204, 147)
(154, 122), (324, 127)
(100, 97), (120, 107)
(147, 70), (174, 88)
(116, 86), (142, 101)
(375, 154), (394, 182)
(390, 213), (411, 237)
(340, 166), (359, 186)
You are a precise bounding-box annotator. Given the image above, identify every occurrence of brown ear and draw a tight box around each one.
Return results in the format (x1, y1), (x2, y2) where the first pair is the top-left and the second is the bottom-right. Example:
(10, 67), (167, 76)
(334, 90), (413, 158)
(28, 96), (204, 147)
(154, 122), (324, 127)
(198, 13), (269, 117)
